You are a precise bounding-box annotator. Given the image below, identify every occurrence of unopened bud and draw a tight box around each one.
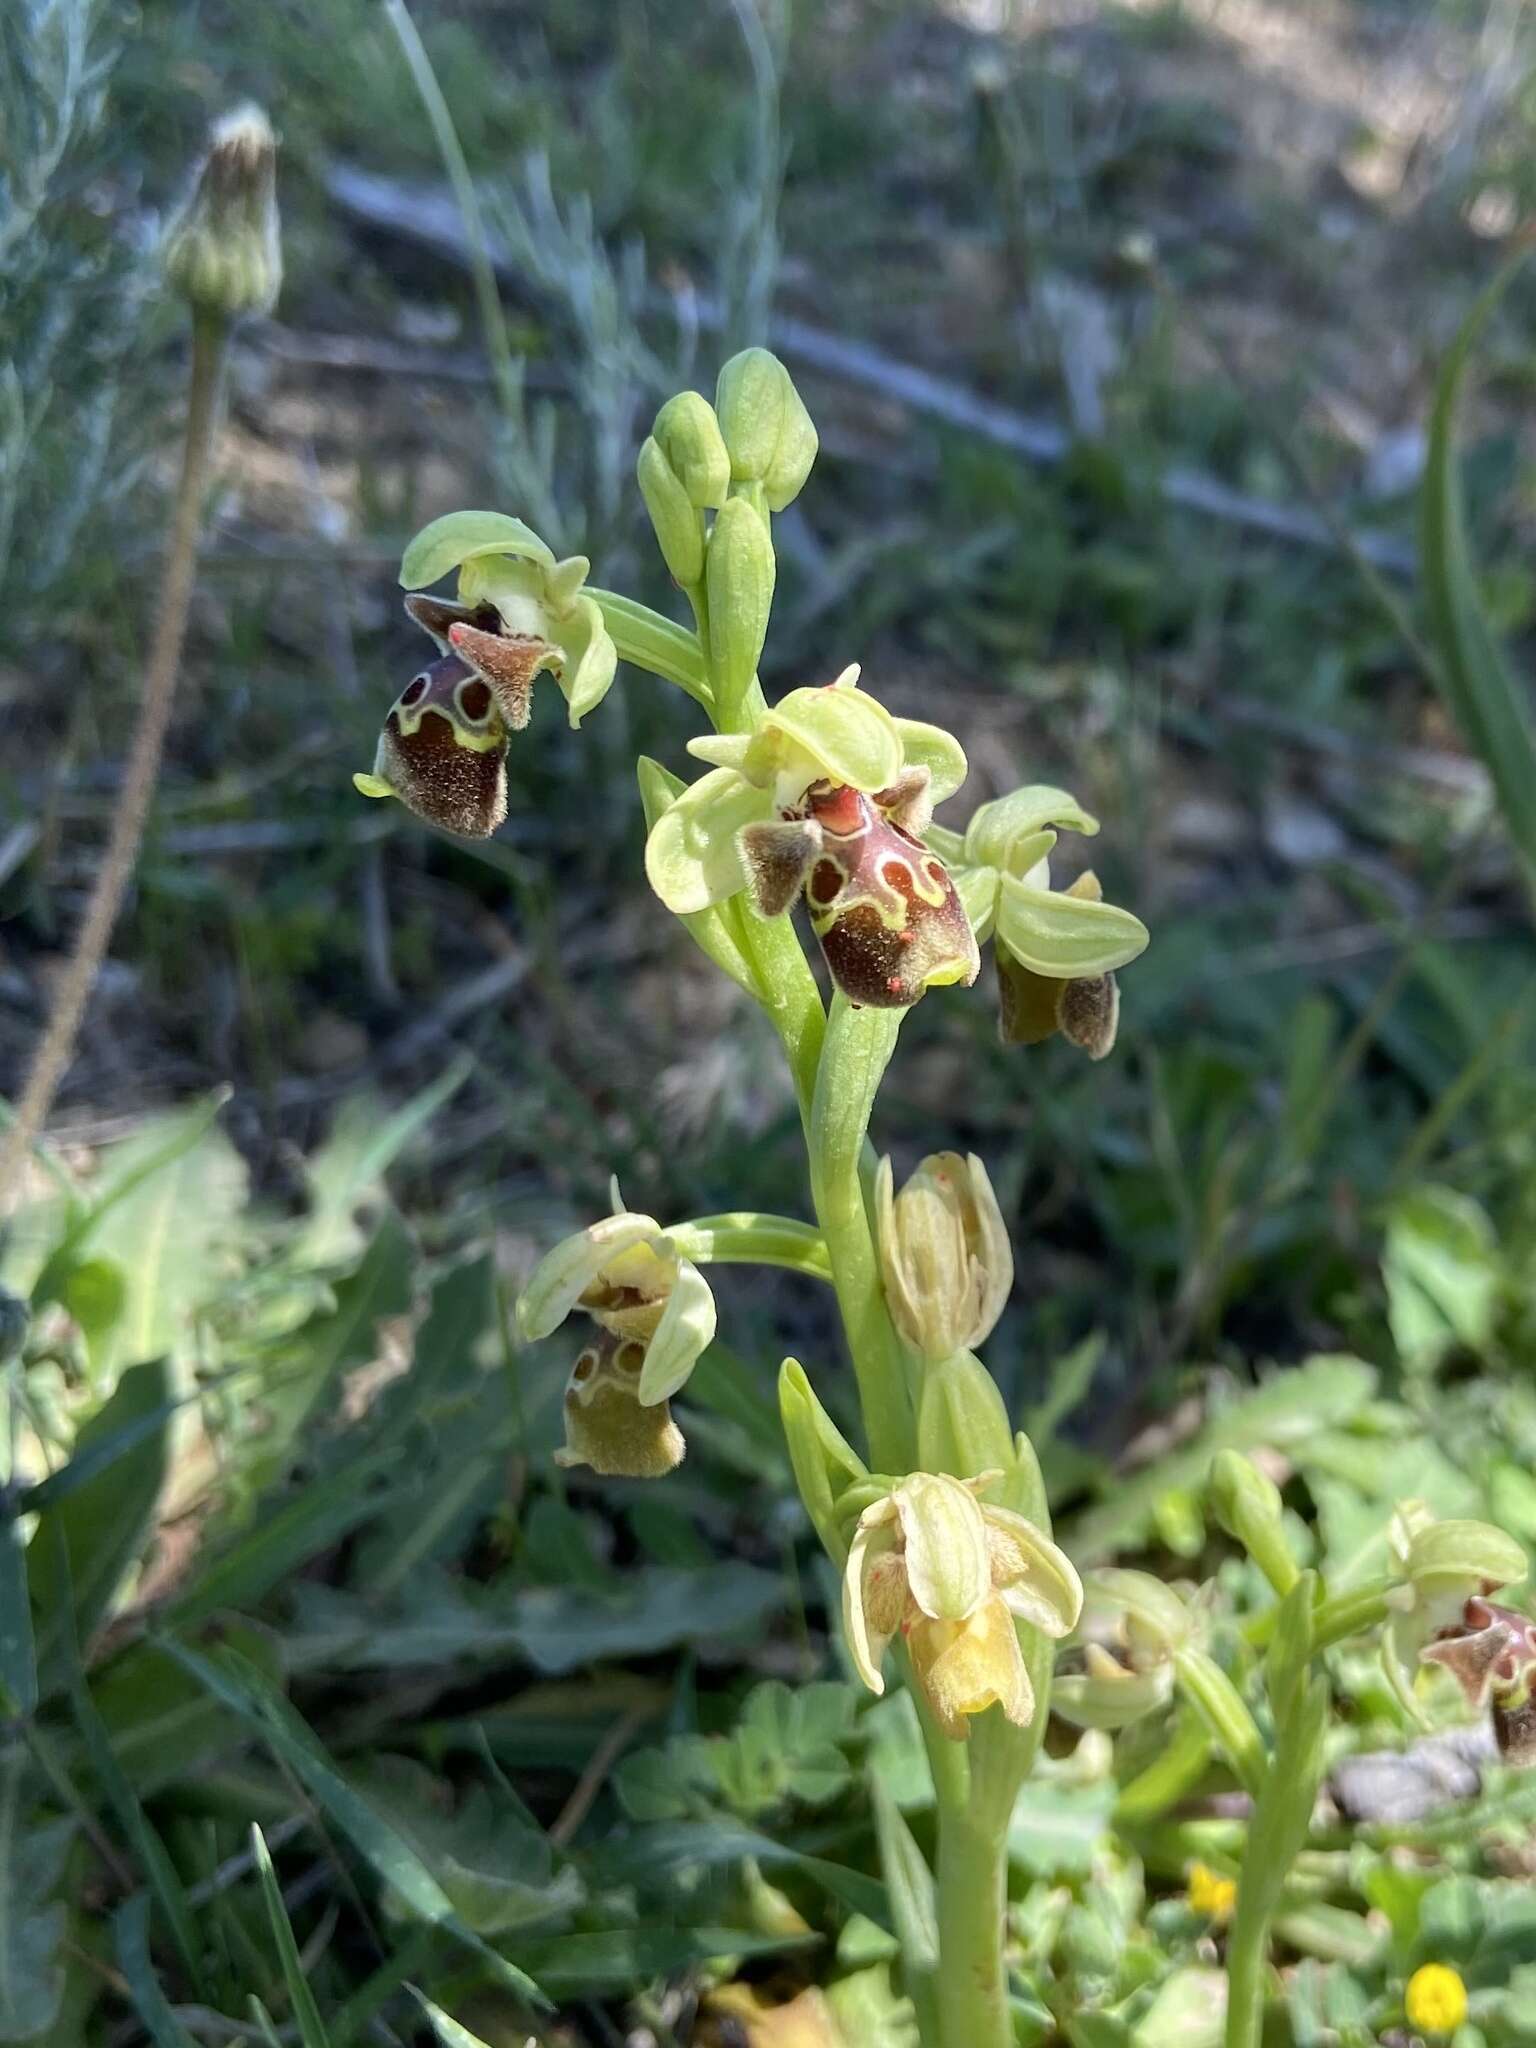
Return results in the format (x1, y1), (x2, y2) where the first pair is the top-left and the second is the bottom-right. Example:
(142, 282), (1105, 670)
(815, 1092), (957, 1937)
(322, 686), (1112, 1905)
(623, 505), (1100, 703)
(714, 349), (818, 511)
(637, 436), (703, 586)
(917, 1348), (1015, 1484)
(1209, 1449), (1298, 1595)
(705, 496), (774, 713)
(164, 104), (281, 320)
(875, 1152), (1012, 1364)
(652, 392), (731, 508)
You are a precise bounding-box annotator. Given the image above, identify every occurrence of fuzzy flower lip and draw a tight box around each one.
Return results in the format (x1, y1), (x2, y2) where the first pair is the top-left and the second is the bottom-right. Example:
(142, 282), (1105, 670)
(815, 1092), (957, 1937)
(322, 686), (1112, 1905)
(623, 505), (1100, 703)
(396, 509), (618, 729)
(517, 1204), (716, 1406)
(842, 1470), (1082, 1740)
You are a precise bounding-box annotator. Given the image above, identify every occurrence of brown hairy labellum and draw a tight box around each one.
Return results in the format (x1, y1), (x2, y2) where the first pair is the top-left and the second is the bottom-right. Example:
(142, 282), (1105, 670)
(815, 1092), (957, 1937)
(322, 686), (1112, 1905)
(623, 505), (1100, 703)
(1422, 1596), (1536, 1766)
(799, 781), (979, 1009)
(554, 1331), (685, 1478)
(403, 590), (552, 731)
(371, 652), (508, 837)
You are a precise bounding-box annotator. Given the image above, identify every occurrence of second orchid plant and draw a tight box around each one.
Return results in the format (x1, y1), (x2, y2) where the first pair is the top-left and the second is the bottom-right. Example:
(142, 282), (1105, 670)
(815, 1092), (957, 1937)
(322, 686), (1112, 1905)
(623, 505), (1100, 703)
(354, 353), (1532, 2048)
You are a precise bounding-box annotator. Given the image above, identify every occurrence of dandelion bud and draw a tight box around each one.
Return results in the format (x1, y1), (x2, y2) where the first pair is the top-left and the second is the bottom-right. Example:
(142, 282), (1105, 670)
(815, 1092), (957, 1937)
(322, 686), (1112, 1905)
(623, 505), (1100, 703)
(554, 1334), (685, 1479)
(714, 349), (818, 511)
(652, 392), (731, 508)
(353, 652), (508, 838)
(637, 436), (704, 586)
(164, 104), (282, 320)
(876, 1152), (1012, 1363)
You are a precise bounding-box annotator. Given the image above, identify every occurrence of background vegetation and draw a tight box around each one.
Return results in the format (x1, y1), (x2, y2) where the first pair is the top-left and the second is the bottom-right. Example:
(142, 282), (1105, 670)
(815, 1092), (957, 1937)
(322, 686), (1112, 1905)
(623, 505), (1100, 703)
(4, 0), (1536, 2042)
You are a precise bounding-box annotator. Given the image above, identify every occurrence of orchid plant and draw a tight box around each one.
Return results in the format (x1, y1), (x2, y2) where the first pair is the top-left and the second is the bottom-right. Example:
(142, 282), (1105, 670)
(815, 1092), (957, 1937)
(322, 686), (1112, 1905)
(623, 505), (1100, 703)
(354, 353), (1531, 2048)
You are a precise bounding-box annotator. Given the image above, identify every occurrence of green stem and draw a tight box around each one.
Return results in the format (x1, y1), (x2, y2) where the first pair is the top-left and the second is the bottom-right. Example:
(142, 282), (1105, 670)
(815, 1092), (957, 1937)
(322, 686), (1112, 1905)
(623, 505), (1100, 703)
(1223, 1893), (1271, 2048)
(1309, 1578), (1395, 1654)
(935, 1802), (1011, 2048)
(1172, 1647), (1267, 1799)
(589, 588), (711, 705)
(667, 1214), (832, 1282)
(809, 998), (915, 1473)
(1115, 1709), (1212, 1824)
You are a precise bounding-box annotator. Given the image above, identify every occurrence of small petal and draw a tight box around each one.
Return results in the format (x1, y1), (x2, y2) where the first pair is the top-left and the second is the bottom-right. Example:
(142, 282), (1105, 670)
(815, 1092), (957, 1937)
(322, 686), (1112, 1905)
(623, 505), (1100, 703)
(518, 1213), (663, 1341)
(644, 767), (773, 913)
(891, 1472), (992, 1622)
(555, 1335), (685, 1478)
(550, 594), (619, 725)
(636, 1254), (716, 1403)
(739, 817), (824, 917)
(446, 620), (548, 731)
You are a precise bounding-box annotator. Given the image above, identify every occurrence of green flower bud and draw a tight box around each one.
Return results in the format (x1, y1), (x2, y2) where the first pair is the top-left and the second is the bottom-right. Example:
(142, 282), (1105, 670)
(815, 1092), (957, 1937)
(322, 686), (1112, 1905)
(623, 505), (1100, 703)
(637, 437), (703, 586)
(875, 1152), (1012, 1364)
(1208, 1449), (1299, 1595)
(714, 349), (819, 511)
(1087, 1568), (1195, 1662)
(917, 1349), (1015, 1484)
(652, 392), (731, 508)
(704, 496), (775, 716)
(163, 104), (282, 320)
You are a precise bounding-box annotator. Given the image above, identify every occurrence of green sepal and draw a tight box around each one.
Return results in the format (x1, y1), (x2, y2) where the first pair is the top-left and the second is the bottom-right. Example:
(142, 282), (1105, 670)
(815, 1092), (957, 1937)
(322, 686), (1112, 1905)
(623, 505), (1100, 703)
(643, 764), (770, 913)
(965, 786), (1098, 872)
(779, 1358), (869, 1563)
(892, 718), (967, 804)
(551, 594), (618, 726)
(706, 681), (905, 799)
(400, 510), (555, 589)
(995, 870), (1149, 978)
(637, 759), (760, 996)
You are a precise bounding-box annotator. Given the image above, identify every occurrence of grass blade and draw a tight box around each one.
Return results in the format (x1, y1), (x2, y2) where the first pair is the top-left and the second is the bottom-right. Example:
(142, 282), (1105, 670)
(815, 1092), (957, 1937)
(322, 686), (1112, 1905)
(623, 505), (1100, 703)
(114, 1894), (200, 2048)
(251, 1825), (332, 2048)
(1422, 246), (1536, 895)
(410, 1988), (497, 2048)
(159, 1639), (548, 2010)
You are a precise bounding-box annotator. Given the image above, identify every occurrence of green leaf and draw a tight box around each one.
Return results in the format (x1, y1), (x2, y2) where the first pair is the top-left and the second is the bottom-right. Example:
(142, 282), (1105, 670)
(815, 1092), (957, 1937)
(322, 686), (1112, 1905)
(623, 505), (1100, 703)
(89, 1627), (282, 1794)
(598, 1817), (886, 1923)
(870, 1773), (939, 2048)
(72, 1110), (248, 1377)
(113, 1895), (198, 2048)
(294, 1065), (471, 1270)
(1422, 250), (1536, 890)
(499, 1924), (817, 1996)
(1383, 1185), (1500, 1370)
(1008, 1776), (1117, 1879)
(157, 1640), (547, 2008)
(28, 1358), (171, 1689)
(400, 510), (554, 589)
(0, 1751), (69, 2043)
(251, 1826), (331, 2048)
(68, 1634), (203, 1993)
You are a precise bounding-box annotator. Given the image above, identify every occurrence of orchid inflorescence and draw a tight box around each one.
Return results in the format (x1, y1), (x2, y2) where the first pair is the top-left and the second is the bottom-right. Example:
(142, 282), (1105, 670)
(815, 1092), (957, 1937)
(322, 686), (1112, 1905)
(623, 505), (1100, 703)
(349, 349), (1534, 2048)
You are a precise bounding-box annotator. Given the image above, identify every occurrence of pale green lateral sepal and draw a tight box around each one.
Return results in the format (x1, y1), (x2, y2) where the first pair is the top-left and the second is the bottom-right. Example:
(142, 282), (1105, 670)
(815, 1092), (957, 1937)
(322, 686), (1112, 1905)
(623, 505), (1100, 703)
(636, 759), (760, 995)
(643, 765), (771, 913)
(995, 870), (1150, 978)
(637, 1252), (717, 1403)
(552, 594), (619, 725)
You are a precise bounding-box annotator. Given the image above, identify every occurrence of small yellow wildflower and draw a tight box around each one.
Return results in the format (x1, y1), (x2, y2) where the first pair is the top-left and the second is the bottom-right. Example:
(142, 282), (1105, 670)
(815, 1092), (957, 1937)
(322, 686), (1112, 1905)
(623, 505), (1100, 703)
(1405, 1964), (1467, 2035)
(1186, 1861), (1236, 1921)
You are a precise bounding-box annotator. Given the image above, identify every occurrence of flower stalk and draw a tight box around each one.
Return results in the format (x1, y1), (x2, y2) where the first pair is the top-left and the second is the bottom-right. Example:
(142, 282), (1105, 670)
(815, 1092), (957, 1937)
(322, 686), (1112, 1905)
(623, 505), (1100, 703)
(383, 354), (1151, 2048)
